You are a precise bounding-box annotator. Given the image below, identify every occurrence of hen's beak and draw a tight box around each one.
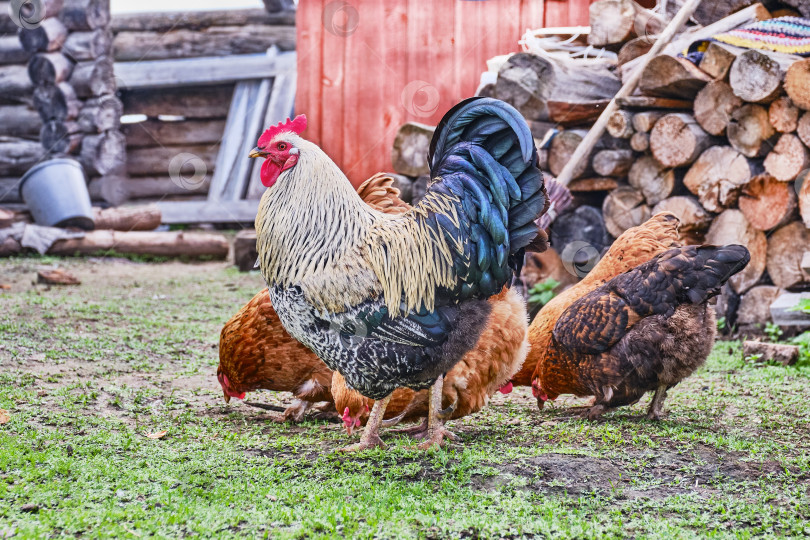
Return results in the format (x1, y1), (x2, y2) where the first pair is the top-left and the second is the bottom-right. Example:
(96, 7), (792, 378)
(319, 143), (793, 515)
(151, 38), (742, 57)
(249, 147), (267, 159)
(223, 391), (231, 404)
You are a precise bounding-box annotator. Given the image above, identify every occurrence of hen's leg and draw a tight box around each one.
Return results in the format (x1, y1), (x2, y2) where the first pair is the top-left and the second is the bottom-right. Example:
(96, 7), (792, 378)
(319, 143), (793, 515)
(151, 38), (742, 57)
(418, 375), (456, 449)
(580, 403), (611, 420)
(282, 399), (312, 422)
(339, 394), (391, 452)
(646, 385), (668, 420)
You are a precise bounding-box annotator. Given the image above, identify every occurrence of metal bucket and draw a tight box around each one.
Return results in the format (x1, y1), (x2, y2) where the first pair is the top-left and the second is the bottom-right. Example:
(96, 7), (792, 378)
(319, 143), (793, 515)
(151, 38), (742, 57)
(19, 158), (95, 230)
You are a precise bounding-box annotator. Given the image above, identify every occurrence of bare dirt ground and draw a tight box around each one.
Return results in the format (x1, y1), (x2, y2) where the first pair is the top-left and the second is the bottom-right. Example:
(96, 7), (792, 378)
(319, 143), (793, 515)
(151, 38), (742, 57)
(1, 256), (809, 538)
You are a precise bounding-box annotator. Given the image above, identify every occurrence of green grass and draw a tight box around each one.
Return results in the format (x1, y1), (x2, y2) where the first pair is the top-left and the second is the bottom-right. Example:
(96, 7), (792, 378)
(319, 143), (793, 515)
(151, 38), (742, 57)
(1, 256), (809, 538)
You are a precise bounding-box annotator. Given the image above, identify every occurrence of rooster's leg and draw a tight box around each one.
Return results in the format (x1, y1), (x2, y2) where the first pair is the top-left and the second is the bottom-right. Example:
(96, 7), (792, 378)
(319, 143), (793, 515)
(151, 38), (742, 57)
(338, 394), (391, 452)
(646, 385), (668, 420)
(418, 375), (456, 449)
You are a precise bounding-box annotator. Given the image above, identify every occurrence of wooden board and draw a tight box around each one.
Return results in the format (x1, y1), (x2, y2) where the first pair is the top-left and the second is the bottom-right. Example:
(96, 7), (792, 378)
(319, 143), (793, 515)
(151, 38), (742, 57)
(114, 50), (295, 89)
(615, 96), (693, 109)
(207, 80), (266, 202)
(157, 200), (260, 224)
(294, 0), (592, 186)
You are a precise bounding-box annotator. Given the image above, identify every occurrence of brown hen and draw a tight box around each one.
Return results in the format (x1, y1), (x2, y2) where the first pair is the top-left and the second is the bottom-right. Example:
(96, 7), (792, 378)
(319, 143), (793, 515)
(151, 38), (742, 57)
(512, 212), (683, 387)
(531, 243), (749, 420)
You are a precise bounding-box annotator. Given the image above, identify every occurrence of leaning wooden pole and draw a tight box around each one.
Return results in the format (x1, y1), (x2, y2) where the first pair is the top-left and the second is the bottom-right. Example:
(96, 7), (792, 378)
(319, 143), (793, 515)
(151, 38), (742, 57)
(555, 0), (704, 187)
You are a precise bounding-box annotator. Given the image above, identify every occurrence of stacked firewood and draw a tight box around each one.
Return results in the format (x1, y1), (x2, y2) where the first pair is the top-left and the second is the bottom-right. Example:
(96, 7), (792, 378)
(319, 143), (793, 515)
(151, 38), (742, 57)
(554, 2), (810, 326)
(26, 0), (124, 176)
(391, 1), (810, 327)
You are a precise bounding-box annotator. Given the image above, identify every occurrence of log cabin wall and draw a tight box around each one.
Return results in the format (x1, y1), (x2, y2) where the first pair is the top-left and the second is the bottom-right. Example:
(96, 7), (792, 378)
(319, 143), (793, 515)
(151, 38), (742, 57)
(295, 0), (595, 187)
(102, 7), (296, 204)
(0, 1), (44, 203)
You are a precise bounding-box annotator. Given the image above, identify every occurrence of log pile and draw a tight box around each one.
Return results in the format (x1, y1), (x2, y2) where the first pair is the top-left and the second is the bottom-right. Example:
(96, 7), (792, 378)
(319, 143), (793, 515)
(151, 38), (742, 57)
(439, 1), (810, 328)
(4, 0), (125, 204)
(2, 5), (295, 208)
(0, 2), (43, 198)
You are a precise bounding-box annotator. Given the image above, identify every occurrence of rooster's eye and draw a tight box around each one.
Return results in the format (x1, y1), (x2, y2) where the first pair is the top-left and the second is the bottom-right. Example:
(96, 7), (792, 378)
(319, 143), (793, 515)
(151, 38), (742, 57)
(277, 142), (287, 151)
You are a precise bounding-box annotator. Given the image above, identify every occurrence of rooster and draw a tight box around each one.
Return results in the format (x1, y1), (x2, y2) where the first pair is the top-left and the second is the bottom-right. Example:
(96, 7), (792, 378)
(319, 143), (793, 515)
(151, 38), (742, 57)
(333, 286), (529, 438)
(249, 97), (549, 450)
(217, 174), (411, 421)
(531, 243), (749, 420)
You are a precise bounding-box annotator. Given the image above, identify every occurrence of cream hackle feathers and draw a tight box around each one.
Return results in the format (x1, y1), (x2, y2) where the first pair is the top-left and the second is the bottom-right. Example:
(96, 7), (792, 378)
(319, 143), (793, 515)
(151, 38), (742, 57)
(255, 133), (460, 316)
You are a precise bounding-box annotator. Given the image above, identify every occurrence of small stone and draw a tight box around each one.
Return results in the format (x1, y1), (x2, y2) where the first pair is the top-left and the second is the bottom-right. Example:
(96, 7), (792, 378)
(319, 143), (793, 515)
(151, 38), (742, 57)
(20, 503), (39, 513)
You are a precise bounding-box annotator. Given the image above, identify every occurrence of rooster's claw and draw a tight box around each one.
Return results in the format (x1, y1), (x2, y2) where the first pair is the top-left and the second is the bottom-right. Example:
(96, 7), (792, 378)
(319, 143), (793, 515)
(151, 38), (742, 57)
(417, 426), (457, 450)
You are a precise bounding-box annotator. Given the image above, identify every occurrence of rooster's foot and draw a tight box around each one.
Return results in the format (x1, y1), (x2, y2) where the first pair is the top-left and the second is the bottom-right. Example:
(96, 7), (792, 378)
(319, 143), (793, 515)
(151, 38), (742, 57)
(417, 426), (457, 450)
(338, 433), (386, 452)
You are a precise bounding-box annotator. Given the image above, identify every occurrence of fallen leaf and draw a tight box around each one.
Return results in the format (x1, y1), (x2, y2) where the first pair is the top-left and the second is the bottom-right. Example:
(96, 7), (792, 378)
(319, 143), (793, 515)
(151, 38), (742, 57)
(0, 284), (10, 290)
(37, 269), (80, 286)
(0, 410), (9, 424)
(145, 430), (167, 439)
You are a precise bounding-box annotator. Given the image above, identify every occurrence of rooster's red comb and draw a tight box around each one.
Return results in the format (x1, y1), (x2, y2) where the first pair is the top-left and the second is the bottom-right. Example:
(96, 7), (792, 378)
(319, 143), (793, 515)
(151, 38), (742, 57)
(257, 114), (307, 148)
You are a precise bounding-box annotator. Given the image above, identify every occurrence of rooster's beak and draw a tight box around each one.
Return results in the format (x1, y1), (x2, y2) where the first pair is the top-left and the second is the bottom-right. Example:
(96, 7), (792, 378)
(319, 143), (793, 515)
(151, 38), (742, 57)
(249, 147), (267, 159)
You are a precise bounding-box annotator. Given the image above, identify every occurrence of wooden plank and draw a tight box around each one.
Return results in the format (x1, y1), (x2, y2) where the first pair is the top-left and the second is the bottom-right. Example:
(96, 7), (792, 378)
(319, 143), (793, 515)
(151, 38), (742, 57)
(120, 84), (233, 118)
(294, 0), (322, 147)
(157, 199), (260, 224)
(225, 77), (272, 200)
(318, 0), (346, 175)
(293, 0), (591, 185)
(207, 80), (259, 201)
(113, 25), (295, 62)
(110, 8), (295, 32)
(126, 144), (218, 177)
(114, 50), (295, 89)
(122, 118), (226, 148)
(616, 96), (694, 109)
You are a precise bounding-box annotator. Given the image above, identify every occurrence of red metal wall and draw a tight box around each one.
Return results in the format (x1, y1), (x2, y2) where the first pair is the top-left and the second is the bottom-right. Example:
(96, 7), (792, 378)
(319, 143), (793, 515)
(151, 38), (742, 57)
(296, 0), (593, 186)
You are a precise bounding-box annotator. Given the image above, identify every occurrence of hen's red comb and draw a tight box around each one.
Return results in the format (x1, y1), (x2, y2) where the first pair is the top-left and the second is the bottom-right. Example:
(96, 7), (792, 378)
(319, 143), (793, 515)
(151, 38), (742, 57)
(257, 114), (307, 147)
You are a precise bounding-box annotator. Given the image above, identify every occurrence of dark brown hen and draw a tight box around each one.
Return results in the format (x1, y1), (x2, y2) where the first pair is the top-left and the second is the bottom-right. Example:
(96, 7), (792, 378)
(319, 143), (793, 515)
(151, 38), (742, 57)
(535, 244), (750, 420)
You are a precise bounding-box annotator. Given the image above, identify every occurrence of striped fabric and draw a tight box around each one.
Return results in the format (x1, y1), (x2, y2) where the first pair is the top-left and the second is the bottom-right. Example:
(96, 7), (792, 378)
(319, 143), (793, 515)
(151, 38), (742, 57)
(713, 16), (810, 57)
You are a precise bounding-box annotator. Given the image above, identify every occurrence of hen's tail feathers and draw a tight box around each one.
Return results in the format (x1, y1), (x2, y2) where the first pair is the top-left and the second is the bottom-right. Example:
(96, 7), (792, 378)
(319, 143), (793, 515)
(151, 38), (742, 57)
(536, 177), (573, 231)
(640, 244), (750, 309)
(553, 244), (750, 355)
(356, 173), (412, 215)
